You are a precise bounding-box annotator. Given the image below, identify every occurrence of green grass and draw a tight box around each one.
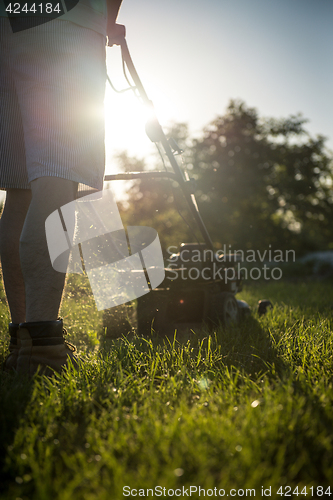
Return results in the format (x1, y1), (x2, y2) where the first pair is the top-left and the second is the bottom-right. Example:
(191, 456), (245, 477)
(1, 276), (333, 499)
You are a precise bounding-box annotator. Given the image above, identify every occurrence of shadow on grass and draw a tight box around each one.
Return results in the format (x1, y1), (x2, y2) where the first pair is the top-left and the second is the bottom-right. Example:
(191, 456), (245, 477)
(99, 310), (287, 383)
(0, 372), (34, 486)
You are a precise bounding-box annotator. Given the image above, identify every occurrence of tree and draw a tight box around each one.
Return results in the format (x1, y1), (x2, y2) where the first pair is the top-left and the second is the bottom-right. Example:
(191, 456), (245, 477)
(115, 101), (333, 256)
(190, 100), (333, 253)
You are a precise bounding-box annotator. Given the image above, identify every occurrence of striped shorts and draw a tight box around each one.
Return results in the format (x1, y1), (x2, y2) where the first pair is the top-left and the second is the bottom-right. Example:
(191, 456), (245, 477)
(0, 17), (107, 194)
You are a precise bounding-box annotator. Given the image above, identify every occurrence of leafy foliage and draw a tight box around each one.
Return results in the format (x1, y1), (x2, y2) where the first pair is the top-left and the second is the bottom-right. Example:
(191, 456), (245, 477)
(191, 100), (333, 252)
(117, 101), (333, 255)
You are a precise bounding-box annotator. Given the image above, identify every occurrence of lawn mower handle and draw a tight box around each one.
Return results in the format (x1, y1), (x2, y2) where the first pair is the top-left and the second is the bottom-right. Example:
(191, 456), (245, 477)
(105, 25), (215, 252)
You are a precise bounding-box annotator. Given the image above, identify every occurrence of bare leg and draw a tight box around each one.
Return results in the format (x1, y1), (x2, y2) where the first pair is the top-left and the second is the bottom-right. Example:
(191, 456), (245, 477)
(0, 189), (32, 324)
(19, 177), (78, 322)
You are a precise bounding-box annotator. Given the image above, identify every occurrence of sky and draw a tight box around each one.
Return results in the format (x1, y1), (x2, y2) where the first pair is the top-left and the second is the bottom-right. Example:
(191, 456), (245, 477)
(105, 0), (333, 183)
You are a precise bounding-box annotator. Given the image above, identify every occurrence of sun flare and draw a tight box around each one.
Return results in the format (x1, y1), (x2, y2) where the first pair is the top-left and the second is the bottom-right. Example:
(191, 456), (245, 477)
(104, 81), (176, 168)
(104, 47), (178, 200)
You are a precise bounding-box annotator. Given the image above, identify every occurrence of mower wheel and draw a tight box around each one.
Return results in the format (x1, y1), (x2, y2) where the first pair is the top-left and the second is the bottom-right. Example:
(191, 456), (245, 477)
(209, 292), (239, 327)
(220, 292), (239, 326)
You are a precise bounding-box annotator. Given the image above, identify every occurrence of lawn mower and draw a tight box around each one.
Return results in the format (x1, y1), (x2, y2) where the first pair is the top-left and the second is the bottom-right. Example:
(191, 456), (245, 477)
(104, 25), (252, 337)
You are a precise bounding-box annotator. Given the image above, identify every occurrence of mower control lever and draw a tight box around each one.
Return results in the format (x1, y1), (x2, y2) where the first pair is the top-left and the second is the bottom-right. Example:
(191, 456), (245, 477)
(168, 138), (184, 155)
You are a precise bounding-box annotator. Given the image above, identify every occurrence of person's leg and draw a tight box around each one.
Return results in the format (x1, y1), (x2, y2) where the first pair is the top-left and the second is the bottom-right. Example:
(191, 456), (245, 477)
(0, 188), (32, 324)
(14, 176), (79, 376)
(19, 176), (78, 322)
(0, 188), (31, 371)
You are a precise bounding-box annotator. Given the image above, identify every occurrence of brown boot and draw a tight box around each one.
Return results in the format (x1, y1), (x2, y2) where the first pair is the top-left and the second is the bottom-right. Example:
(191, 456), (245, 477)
(16, 318), (79, 376)
(3, 323), (20, 372)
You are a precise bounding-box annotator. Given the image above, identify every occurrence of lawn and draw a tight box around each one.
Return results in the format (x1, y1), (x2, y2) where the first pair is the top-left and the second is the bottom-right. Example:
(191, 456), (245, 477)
(1, 275), (333, 499)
